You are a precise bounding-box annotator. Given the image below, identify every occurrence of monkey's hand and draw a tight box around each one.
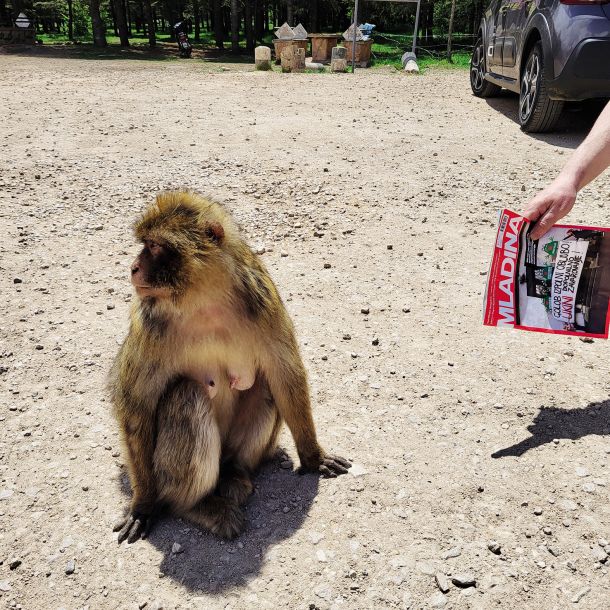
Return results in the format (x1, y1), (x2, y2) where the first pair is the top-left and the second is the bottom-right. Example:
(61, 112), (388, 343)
(113, 509), (154, 544)
(299, 452), (352, 478)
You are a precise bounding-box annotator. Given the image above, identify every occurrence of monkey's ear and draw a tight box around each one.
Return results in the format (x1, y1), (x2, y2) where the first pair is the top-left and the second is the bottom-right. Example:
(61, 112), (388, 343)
(205, 222), (225, 244)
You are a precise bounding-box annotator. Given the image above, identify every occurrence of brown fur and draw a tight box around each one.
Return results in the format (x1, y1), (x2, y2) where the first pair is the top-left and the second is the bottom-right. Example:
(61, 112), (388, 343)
(110, 191), (350, 542)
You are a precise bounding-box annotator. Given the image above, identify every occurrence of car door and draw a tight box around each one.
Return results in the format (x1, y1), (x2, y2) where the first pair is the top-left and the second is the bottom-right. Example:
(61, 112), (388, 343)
(487, 0), (509, 76)
(502, 0), (533, 81)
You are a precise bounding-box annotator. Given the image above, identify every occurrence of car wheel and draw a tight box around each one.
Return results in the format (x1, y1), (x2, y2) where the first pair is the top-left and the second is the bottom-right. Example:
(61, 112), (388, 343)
(519, 42), (564, 133)
(470, 37), (501, 98)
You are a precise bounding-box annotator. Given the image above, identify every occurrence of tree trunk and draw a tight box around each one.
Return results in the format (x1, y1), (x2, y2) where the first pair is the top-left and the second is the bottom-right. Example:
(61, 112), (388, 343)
(88, 0), (107, 47)
(244, 0), (254, 52)
(286, 0), (293, 25)
(114, 0), (130, 46)
(193, 0), (201, 40)
(254, 0), (264, 42)
(213, 0), (224, 49)
(143, 0), (155, 46)
(67, 0), (74, 40)
(230, 0), (239, 53)
(447, 0), (456, 62)
(309, 0), (317, 32)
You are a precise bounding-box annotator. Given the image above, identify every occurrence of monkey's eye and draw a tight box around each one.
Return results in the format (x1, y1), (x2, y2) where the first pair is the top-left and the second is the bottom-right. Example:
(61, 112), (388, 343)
(145, 240), (163, 256)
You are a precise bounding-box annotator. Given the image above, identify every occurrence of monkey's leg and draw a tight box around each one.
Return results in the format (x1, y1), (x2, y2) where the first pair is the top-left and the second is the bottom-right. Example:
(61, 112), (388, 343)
(220, 377), (282, 505)
(186, 495), (245, 539)
(266, 347), (351, 477)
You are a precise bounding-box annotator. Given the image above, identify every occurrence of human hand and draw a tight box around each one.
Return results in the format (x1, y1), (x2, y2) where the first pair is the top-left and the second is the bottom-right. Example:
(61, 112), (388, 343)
(522, 178), (577, 241)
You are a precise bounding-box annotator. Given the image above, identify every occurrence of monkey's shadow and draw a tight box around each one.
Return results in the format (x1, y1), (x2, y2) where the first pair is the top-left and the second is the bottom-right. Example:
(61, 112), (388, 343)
(118, 455), (319, 593)
(492, 399), (610, 459)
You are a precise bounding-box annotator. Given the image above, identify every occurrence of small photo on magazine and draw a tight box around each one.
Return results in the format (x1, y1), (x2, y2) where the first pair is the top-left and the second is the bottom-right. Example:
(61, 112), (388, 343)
(483, 209), (610, 338)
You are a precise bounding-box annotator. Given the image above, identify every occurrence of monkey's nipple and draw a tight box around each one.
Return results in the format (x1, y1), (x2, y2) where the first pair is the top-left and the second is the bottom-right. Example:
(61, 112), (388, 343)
(205, 376), (218, 399)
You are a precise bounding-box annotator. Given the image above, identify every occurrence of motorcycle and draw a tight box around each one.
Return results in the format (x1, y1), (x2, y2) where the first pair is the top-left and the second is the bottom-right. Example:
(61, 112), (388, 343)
(174, 21), (192, 58)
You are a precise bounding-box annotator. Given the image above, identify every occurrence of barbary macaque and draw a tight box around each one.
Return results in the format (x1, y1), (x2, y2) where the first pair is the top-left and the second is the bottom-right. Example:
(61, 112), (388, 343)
(110, 191), (351, 542)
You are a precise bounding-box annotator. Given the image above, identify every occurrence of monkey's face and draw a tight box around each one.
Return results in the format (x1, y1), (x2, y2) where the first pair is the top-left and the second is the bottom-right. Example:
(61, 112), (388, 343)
(130, 240), (183, 299)
(131, 193), (227, 304)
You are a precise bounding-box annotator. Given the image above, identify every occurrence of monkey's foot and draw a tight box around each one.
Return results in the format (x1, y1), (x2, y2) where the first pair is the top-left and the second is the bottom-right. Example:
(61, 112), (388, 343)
(299, 453), (352, 478)
(113, 510), (154, 544)
(188, 496), (245, 539)
(217, 464), (254, 506)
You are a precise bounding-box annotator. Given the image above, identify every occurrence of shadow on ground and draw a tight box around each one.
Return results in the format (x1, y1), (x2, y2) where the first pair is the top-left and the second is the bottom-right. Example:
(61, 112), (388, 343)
(485, 91), (605, 148)
(492, 399), (610, 458)
(117, 456), (318, 593)
(1, 42), (254, 66)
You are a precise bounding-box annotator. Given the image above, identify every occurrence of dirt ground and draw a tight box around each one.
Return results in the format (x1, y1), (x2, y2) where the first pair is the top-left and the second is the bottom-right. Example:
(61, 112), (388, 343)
(1, 55), (610, 610)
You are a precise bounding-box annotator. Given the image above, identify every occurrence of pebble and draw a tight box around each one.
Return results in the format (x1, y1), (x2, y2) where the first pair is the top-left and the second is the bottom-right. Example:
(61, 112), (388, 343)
(280, 251), (288, 257)
(65, 559), (75, 575)
(590, 546), (607, 563)
(348, 463), (368, 477)
(323, 263), (331, 269)
(13, 278), (22, 284)
(309, 531), (324, 544)
(487, 541), (501, 555)
(149, 602), (164, 610)
(360, 307), (370, 314)
(171, 542), (183, 554)
(417, 562), (435, 576)
(8, 559), (21, 570)
(435, 572), (450, 593)
(533, 507), (543, 516)
(571, 587), (591, 603)
(575, 466), (589, 477)
(0, 581), (10, 592)
(451, 573), (476, 588)
(427, 592), (447, 608)
(442, 547), (461, 559)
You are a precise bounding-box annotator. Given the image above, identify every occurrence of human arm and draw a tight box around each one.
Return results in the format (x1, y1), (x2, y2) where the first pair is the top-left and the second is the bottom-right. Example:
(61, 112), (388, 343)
(523, 102), (610, 240)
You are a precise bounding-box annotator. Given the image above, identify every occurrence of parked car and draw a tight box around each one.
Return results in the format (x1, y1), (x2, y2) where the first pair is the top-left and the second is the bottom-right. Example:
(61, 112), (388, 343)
(470, 0), (610, 132)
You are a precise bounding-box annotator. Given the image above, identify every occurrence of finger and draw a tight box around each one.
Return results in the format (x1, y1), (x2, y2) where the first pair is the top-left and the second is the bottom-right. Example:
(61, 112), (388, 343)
(329, 455), (352, 468)
(113, 517), (128, 532)
(530, 210), (558, 241)
(324, 459), (349, 475)
(127, 518), (144, 544)
(141, 517), (153, 540)
(319, 465), (337, 478)
(117, 515), (135, 543)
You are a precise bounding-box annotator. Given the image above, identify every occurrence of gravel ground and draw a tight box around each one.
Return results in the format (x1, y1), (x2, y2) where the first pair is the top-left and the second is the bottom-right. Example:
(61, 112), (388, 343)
(1, 55), (610, 610)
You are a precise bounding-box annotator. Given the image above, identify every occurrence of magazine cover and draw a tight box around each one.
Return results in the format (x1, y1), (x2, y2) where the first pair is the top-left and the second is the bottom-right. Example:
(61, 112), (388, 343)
(483, 209), (610, 338)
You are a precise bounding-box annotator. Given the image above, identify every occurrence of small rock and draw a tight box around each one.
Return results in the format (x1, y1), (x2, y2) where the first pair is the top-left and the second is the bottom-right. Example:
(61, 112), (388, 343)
(427, 592), (447, 608)
(487, 541), (501, 555)
(533, 507), (543, 516)
(571, 586), (591, 603)
(13, 278), (22, 284)
(435, 572), (450, 593)
(575, 466), (589, 477)
(280, 251), (288, 257)
(309, 531), (324, 544)
(442, 547), (461, 559)
(0, 581), (10, 592)
(349, 463), (368, 477)
(9, 559), (21, 570)
(591, 546), (607, 563)
(323, 263), (331, 269)
(452, 573), (476, 588)
(171, 542), (183, 554)
(417, 562), (435, 576)
(402, 307), (411, 313)
(360, 307), (370, 314)
(149, 602), (164, 610)
(65, 559), (75, 575)
(316, 550), (327, 562)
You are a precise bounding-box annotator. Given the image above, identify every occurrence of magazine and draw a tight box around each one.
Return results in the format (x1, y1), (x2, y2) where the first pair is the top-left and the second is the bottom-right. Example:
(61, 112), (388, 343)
(483, 208), (610, 338)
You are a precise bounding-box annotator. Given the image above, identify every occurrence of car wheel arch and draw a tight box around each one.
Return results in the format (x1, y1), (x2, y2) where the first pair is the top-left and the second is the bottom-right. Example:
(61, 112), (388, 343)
(519, 15), (554, 80)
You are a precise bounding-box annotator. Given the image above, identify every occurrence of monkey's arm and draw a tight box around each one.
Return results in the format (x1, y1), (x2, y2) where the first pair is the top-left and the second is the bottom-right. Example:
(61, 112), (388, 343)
(265, 339), (351, 478)
(113, 405), (158, 543)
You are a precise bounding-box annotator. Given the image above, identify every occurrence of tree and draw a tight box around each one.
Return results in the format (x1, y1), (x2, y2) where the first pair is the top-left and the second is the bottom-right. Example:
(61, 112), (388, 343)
(230, 0), (239, 52)
(446, 0), (456, 62)
(114, 0), (130, 46)
(143, 0), (155, 46)
(88, 0), (106, 46)
(212, 0), (224, 49)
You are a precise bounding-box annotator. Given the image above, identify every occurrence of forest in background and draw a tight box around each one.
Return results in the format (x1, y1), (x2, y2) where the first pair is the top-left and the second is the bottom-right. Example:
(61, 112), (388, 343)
(0, 0), (486, 56)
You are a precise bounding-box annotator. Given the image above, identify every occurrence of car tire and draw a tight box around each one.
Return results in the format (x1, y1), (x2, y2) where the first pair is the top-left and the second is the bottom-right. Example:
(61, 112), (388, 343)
(519, 42), (564, 133)
(470, 37), (501, 98)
